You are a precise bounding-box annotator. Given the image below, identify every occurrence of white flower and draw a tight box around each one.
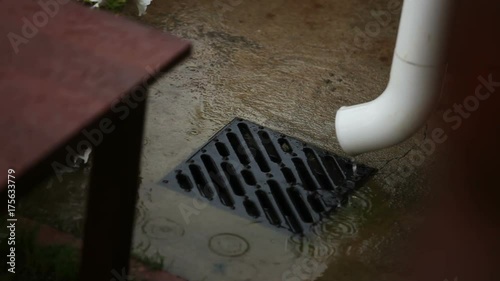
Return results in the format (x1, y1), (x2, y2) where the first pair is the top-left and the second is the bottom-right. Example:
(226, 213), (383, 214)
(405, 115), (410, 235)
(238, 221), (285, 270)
(87, 0), (153, 16)
(88, 0), (103, 8)
(136, 0), (152, 16)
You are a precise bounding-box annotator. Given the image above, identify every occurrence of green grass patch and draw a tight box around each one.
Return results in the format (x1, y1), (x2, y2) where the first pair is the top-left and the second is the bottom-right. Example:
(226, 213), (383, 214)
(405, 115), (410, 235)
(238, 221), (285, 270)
(0, 226), (79, 281)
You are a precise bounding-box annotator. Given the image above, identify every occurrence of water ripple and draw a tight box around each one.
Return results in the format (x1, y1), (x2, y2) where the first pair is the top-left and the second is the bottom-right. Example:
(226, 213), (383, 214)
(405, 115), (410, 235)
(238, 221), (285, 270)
(141, 217), (185, 240)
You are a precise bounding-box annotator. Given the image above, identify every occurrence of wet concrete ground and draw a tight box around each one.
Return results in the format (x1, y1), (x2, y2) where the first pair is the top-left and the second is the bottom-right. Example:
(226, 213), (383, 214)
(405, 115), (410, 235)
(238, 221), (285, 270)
(125, 1), (433, 280)
(18, 0), (439, 280)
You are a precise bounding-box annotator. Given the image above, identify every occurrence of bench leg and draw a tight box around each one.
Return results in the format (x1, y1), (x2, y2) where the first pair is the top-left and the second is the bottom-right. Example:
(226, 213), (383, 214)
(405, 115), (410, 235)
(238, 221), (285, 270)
(80, 98), (146, 281)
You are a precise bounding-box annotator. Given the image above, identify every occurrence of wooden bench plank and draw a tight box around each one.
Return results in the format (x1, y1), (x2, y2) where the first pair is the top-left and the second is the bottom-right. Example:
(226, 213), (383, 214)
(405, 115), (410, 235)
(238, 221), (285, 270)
(0, 0), (190, 189)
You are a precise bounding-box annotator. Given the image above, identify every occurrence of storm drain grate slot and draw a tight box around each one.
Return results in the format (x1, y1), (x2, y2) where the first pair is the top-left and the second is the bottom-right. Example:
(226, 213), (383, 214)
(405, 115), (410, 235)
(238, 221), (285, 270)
(160, 118), (376, 234)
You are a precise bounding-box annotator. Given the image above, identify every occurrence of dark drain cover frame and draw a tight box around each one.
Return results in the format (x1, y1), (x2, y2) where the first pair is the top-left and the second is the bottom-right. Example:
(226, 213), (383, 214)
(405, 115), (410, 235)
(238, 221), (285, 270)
(160, 118), (376, 234)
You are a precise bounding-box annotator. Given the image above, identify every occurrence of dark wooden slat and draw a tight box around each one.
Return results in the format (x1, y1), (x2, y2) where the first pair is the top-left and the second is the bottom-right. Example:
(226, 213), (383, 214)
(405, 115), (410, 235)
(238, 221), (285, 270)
(0, 0), (190, 189)
(0, 1), (190, 279)
(80, 98), (146, 281)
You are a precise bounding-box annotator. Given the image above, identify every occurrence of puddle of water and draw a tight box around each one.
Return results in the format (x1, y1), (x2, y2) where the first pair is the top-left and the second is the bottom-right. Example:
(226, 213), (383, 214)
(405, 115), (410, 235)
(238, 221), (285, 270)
(133, 182), (297, 281)
(131, 176), (404, 281)
(16, 159), (422, 281)
(14, 1), (424, 277)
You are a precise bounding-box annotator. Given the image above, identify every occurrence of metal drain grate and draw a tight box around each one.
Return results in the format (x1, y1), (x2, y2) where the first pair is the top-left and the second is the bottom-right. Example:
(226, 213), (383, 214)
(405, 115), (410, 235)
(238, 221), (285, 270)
(160, 118), (376, 234)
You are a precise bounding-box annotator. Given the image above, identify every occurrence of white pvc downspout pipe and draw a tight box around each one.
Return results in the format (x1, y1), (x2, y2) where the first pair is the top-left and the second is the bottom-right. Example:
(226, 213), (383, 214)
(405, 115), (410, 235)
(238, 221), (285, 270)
(335, 0), (454, 155)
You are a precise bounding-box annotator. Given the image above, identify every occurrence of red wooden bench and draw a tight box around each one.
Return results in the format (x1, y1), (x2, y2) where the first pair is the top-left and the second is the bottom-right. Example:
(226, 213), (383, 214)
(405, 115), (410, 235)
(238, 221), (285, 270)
(0, 1), (190, 280)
